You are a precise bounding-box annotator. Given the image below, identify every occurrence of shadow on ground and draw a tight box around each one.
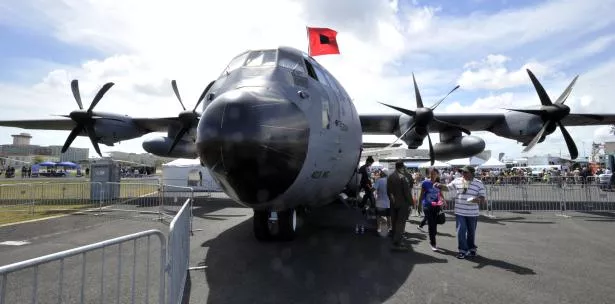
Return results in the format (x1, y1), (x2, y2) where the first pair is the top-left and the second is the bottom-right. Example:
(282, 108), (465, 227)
(198, 203), (448, 304)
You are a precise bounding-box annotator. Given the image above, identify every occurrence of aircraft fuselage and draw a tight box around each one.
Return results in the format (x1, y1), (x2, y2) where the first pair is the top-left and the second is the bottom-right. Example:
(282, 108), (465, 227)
(197, 47), (362, 212)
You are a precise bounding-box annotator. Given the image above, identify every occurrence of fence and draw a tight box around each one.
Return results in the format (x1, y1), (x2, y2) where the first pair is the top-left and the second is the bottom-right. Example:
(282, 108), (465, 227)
(0, 198), (195, 304)
(166, 199), (192, 304)
(408, 176), (615, 217)
(0, 180), (213, 225)
(0, 229), (167, 304)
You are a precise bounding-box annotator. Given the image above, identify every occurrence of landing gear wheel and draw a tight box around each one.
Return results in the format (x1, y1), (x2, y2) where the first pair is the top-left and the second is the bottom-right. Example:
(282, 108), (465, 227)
(277, 209), (297, 241)
(253, 210), (272, 241)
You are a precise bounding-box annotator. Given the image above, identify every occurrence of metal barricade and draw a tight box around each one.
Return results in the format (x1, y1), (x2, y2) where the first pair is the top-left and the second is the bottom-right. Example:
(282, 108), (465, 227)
(166, 199), (192, 304)
(0, 229), (167, 304)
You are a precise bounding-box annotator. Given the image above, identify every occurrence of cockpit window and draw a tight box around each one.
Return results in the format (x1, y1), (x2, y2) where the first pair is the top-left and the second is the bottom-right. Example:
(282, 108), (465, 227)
(244, 50), (277, 67)
(222, 51), (249, 75)
(278, 50), (306, 74)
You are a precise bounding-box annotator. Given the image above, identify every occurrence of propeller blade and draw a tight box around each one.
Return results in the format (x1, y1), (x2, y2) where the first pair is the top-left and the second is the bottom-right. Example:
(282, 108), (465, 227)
(526, 69), (553, 106)
(522, 120), (552, 153)
(554, 75), (579, 105)
(84, 124), (102, 156)
(168, 127), (190, 154)
(193, 80), (215, 113)
(557, 121), (579, 159)
(433, 118), (471, 135)
(412, 73), (424, 108)
(62, 124), (84, 153)
(171, 80), (187, 110)
(87, 82), (115, 113)
(384, 122), (416, 150)
(505, 108), (546, 116)
(378, 102), (416, 117)
(70, 80), (84, 110)
(430, 85), (460, 110)
(427, 133), (435, 166)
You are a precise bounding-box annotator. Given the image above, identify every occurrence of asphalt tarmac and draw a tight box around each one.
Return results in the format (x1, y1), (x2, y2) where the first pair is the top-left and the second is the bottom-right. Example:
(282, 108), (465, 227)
(1, 199), (614, 304)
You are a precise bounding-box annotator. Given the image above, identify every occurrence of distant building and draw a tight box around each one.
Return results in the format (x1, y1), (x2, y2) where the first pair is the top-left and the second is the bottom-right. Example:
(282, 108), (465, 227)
(0, 134), (88, 168)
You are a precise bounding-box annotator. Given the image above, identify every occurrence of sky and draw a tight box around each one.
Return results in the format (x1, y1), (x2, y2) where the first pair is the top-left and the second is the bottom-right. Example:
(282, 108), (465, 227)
(1, 0), (615, 160)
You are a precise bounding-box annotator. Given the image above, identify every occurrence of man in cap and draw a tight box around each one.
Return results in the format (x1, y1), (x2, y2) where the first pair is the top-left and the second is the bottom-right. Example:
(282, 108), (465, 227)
(387, 161), (414, 250)
(435, 165), (486, 259)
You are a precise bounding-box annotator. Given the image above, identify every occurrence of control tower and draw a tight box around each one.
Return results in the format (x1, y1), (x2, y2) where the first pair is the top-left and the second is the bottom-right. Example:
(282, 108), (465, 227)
(11, 133), (32, 146)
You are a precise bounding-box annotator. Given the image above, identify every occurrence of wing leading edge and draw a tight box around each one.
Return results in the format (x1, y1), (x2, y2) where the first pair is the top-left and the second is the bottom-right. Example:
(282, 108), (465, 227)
(0, 117), (180, 133)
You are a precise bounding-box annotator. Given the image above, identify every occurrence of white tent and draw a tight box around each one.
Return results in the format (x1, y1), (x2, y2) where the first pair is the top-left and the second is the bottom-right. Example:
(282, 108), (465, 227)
(477, 157), (506, 169)
(162, 159), (222, 192)
(418, 160), (452, 169)
(447, 158), (471, 166)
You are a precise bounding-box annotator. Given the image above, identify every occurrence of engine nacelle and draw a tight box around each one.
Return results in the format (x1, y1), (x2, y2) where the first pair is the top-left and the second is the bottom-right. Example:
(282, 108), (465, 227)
(142, 136), (197, 158)
(434, 135), (485, 160)
(94, 120), (146, 146)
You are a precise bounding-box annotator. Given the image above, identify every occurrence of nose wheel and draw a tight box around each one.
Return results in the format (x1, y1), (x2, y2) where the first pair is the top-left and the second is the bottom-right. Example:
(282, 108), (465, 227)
(253, 209), (297, 242)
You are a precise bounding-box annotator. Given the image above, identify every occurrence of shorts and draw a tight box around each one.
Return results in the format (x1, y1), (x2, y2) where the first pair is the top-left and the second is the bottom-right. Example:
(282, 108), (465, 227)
(376, 207), (390, 217)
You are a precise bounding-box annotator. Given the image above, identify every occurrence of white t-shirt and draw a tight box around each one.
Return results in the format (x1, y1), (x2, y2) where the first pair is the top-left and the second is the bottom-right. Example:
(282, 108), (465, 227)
(373, 177), (390, 209)
(446, 177), (486, 217)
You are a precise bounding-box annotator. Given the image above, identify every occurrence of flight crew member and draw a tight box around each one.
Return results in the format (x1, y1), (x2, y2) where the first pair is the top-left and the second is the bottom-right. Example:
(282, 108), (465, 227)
(387, 161), (414, 250)
(358, 156), (375, 210)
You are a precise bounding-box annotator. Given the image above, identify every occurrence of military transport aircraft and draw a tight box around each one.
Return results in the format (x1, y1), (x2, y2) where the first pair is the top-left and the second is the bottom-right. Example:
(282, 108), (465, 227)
(2, 46), (615, 241)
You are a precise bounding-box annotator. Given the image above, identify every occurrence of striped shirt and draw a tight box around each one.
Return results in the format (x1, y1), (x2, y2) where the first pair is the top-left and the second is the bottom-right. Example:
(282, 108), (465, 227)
(446, 177), (486, 217)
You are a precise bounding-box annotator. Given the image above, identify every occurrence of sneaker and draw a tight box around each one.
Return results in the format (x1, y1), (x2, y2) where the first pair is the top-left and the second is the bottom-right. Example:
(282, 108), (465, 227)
(456, 252), (466, 259)
(417, 225), (425, 233)
(430, 245), (440, 252)
(467, 251), (477, 257)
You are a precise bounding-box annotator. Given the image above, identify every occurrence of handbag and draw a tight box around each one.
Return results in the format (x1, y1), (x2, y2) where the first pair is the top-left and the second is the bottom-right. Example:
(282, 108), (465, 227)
(436, 208), (446, 225)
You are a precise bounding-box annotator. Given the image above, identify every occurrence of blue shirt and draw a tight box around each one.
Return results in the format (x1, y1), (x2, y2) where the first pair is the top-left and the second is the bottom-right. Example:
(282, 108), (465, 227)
(421, 179), (441, 208)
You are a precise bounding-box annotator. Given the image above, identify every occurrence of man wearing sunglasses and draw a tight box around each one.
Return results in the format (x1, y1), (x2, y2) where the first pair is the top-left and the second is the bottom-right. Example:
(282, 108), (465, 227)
(434, 165), (486, 259)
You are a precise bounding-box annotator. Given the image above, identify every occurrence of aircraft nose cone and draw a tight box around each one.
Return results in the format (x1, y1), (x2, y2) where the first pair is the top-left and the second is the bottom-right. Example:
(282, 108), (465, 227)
(196, 89), (310, 205)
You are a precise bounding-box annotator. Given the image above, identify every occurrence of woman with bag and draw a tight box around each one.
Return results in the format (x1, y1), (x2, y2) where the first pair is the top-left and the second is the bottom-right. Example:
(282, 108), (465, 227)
(419, 168), (446, 251)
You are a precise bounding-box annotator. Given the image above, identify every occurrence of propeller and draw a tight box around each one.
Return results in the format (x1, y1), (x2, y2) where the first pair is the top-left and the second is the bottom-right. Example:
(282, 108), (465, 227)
(504, 69), (598, 160)
(378, 73), (468, 165)
(168, 80), (215, 154)
(61, 79), (114, 157)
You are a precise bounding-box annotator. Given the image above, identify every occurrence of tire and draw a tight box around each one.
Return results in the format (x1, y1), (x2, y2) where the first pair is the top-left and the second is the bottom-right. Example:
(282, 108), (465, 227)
(253, 210), (272, 241)
(276, 209), (297, 241)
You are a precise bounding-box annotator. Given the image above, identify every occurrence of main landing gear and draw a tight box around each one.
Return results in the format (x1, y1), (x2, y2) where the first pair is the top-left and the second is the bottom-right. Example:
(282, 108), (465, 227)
(253, 209), (297, 241)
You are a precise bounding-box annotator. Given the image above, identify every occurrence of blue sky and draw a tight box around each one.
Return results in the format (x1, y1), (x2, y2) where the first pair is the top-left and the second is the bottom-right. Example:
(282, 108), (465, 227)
(0, 0), (614, 160)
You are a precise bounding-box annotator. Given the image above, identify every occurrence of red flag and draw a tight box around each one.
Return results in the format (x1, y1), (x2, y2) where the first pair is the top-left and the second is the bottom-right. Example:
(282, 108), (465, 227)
(307, 27), (340, 56)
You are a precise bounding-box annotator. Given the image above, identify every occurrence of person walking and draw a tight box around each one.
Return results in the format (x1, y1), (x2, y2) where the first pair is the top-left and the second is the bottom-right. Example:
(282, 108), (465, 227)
(418, 168), (444, 251)
(435, 165), (486, 259)
(387, 161), (414, 250)
(373, 169), (391, 236)
(358, 156), (376, 211)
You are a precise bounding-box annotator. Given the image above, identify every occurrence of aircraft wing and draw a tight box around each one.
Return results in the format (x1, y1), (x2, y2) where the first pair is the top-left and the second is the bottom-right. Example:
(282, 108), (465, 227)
(359, 114), (399, 134)
(0, 117), (181, 133)
(359, 113), (506, 134)
(132, 117), (181, 132)
(0, 119), (76, 130)
(561, 113), (615, 126)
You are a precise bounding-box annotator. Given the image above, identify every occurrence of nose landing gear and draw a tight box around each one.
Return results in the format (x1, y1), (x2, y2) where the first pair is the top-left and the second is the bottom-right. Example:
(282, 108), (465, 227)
(253, 209), (297, 242)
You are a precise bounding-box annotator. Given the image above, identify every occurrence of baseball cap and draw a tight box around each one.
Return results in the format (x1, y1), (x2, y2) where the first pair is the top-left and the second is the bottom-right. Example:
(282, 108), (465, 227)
(460, 165), (475, 175)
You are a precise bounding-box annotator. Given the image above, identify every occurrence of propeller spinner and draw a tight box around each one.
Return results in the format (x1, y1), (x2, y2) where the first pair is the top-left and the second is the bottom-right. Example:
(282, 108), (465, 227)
(61, 80), (114, 157)
(505, 69), (600, 160)
(379, 73), (468, 166)
(168, 80), (215, 154)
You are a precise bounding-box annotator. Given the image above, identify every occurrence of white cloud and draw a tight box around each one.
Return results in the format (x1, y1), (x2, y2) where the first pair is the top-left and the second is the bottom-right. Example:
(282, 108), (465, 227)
(458, 54), (550, 90)
(0, 0), (614, 162)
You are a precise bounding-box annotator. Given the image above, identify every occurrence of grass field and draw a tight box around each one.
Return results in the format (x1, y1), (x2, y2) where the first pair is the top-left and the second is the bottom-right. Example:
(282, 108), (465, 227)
(0, 204), (95, 226)
(0, 178), (161, 225)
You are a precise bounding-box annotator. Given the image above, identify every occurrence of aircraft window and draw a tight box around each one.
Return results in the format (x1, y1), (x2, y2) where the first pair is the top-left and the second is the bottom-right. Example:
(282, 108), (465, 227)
(222, 51), (249, 75)
(278, 51), (306, 74)
(312, 64), (330, 87)
(303, 59), (318, 80)
(244, 50), (277, 67)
